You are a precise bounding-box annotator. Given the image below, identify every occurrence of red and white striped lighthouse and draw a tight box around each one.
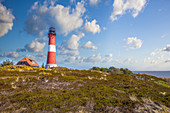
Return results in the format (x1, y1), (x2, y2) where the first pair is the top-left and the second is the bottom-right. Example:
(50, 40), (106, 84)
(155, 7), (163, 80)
(46, 27), (57, 69)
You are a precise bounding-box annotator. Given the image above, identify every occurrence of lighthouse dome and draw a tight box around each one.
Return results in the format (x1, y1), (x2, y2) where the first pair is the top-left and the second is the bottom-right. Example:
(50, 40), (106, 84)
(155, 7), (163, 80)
(49, 27), (56, 34)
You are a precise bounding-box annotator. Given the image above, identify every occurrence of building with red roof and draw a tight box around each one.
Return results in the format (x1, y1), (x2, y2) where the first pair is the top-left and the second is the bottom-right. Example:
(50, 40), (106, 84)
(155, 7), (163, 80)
(16, 57), (39, 67)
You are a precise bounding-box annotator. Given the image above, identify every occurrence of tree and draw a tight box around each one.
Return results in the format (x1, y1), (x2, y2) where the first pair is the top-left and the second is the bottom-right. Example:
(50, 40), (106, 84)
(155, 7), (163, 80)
(91, 67), (100, 71)
(109, 66), (116, 73)
(100, 68), (108, 72)
(0, 59), (13, 67)
(41, 63), (45, 68)
(120, 68), (133, 75)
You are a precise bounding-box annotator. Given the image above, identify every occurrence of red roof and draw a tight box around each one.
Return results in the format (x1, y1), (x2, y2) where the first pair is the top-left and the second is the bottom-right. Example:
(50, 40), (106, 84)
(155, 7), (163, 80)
(16, 57), (39, 67)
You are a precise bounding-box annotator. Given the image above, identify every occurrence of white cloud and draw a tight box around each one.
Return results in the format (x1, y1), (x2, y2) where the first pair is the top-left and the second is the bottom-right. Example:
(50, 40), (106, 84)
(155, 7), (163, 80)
(25, 37), (47, 52)
(105, 53), (113, 58)
(24, 15), (47, 36)
(115, 57), (137, 64)
(83, 53), (102, 63)
(157, 55), (164, 61)
(0, 2), (15, 37)
(124, 57), (137, 64)
(28, 1), (39, 13)
(58, 33), (84, 56)
(145, 48), (165, 64)
(125, 37), (143, 49)
(70, 0), (76, 4)
(144, 57), (150, 63)
(25, 0), (86, 36)
(143, 45), (170, 65)
(163, 44), (170, 52)
(161, 34), (166, 39)
(58, 48), (79, 56)
(25, 54), (46, 61)
(83, 19), (101, 34)
(16, 48), (26, 52)
(62, 53), (114, 65)
(103, 27), (107, 31)
(82, 53), (113, 64)
(59, 32), (84, 50)
(81, 41), (97, 50)
(49, 1), (86, 36)
(150, 49), (162, 57)
(110, 0), (146, 21)
(0, 52), (19, 58)
(89, 0), (100, 5)
(102, 53), (113, 63)
(36, 53), (46, 58)
(64, 56), (76, 63)
(25, 54), (36, 59)
(151, 60), (158, 64)
(165, 59), (170, 63)
(76, 56), (81, 60)
(150, 45), (170, 56)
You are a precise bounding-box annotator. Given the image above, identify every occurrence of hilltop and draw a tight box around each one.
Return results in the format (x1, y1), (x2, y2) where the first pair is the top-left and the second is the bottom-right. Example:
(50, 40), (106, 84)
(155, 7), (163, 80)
(0, 65), (169, 113)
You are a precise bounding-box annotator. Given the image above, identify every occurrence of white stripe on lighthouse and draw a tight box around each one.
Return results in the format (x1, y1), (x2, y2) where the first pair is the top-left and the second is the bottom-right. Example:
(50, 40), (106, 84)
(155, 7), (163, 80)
(48, 45), (56, 52)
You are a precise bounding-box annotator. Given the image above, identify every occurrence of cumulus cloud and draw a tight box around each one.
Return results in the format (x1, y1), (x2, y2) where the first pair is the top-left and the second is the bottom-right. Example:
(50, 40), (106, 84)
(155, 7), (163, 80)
(144, 57), (150, 63)
(124, 57), (137, 64)
(58, 32), (84, 56)
(150, 49), (162, 57)
(106, 53), (113, 58)
(25, 37), (47, 52)
(83, 19), (101, 34)
(64, 56), (76, 63)
(110, 0), (146, 21)
(58, 48), (79, 56)
(103, 27), (107, 31)
(62, 53), (114, 64)
(165, 59), (170, 63)
(125, 37), (143, 49)
(83, 53), (102, 63)
(145, 45), (170, 65)
(102, 54), (113, 63)
(24, 54), (45, 61)
(150, 56), (164, 64)
(144, 49), (165, 64)
(24, 15), (47, 36)
(16, 48), (26, 52)
(0, 2), (15, 37)
(28, 1), (39, 13)
(161, 34), (166, 39)
(25, 54), (36, 59)
(25, 0), (86, 36)
(59, 32), (84, 50)
(149, 44), (170, 57)
(36, 53), (46, 58)
(70, 0), (76, 4)
(0, 52), (19, 58)
(81, 41), (97, 50)
(116, 57), (137, 64)
(163, 44), (170, 52)
(89, 0), (100, 5)
(82, 53), (113, 64)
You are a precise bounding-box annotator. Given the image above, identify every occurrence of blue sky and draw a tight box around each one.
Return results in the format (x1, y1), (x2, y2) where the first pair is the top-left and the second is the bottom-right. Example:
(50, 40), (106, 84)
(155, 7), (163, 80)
(0, 0), (170, 71)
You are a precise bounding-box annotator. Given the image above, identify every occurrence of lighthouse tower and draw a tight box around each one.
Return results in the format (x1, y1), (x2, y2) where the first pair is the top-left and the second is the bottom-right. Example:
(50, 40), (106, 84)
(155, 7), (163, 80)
(46, 27), (57, 69)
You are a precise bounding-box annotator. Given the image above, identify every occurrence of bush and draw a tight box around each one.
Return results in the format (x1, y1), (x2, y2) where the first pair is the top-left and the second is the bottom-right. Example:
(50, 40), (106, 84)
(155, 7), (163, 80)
(0, 59), (13, 67)
(90, 66), (133, 75)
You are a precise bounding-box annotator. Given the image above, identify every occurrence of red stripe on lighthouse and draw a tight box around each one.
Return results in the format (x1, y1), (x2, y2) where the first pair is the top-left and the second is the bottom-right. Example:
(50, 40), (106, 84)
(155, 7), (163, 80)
(47, 52), (56, 64)
(46, 27), (57, 69)
(48, 34), (56, 45)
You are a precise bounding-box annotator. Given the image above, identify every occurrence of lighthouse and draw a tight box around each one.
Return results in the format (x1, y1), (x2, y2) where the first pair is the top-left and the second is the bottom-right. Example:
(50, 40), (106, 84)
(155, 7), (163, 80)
(46, 27), (57, 69)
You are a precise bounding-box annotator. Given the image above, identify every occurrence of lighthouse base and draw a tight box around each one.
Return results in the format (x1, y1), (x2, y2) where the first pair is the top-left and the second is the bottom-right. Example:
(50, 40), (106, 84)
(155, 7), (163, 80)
(45, 64), (57, 69)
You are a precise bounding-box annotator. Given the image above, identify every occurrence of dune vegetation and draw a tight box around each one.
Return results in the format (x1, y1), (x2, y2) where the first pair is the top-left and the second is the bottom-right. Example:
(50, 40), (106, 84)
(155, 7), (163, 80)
(0, 65), (169, 112)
